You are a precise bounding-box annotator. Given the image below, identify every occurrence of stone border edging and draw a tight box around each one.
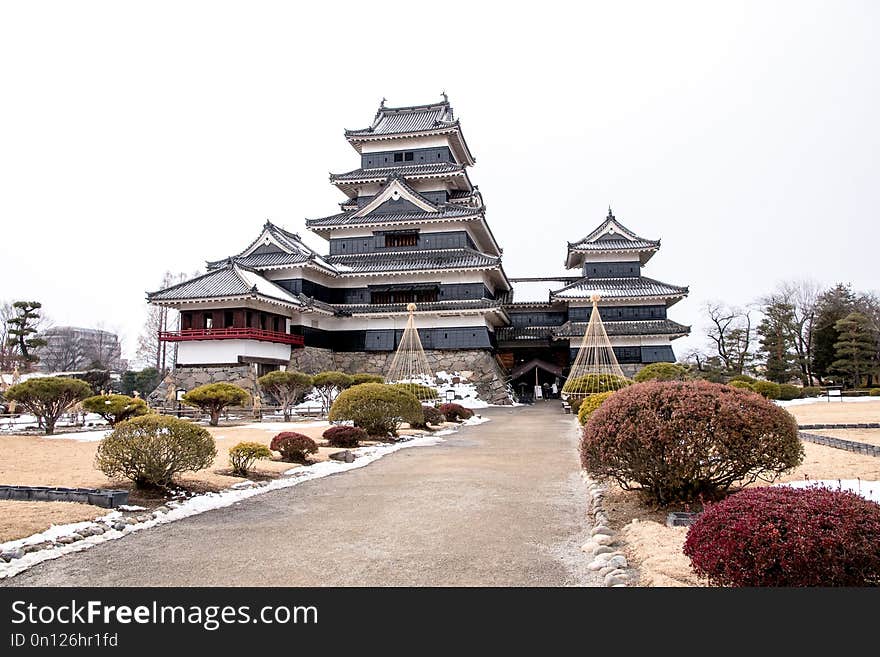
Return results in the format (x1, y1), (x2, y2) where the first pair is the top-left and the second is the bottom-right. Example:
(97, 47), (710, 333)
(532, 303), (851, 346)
(799, 431), (880, 457)
(798, 423), (880, 430)
(579, 471), (636, 587)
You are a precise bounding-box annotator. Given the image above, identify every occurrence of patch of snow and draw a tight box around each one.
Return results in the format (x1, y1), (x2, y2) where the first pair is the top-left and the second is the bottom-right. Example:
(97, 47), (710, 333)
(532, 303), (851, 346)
(117, 505), (146, 511)
(43, 429), (111, 442)
(2, 511), (120, 550)
(778, 479), (880, 504)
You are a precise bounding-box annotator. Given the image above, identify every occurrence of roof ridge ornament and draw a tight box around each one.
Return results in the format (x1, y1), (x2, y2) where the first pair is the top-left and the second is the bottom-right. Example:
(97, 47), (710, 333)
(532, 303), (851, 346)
(607, 205), (614, 220)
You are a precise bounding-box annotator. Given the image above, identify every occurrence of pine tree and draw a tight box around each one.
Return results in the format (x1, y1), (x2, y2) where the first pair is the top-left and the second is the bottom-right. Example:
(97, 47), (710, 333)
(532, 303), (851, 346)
(812, 284), (856, 383)
(757, 301), (798, 383)
(831, 312), (878, 388)
(6, 301), (47, 370)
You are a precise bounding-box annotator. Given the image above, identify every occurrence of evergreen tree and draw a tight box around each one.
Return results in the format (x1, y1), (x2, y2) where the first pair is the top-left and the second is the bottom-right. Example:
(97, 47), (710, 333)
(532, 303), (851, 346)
(757, 300), (798, 383)
(812, 284), (856, 383)
(6, 301), (47, 370)
(832, 312), (878, 388)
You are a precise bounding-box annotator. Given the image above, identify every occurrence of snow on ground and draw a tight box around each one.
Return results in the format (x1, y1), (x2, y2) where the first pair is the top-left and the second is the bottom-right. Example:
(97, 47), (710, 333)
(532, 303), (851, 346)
(43, 429), (112, 442)
(434, 371), (490, 408)
(775, 396), (879, 408)
(779, 479), (880, 504)
(0, 416), (490, 579)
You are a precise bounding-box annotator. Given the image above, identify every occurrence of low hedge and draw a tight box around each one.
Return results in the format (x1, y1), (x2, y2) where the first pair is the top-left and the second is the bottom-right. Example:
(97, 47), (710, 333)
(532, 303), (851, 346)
(577, 391), (614, 426)
(228, 442), (272, 476)
(323, 425), (367, 448)
(580, 381), (803, 505)
(96, 415), (217, 488)
(684, 486), (880, 586)
(751, 380), (782, 400)
(438, 403), (473, 422)
(328, 383), (423, 437)
(270, 432), (318, 463)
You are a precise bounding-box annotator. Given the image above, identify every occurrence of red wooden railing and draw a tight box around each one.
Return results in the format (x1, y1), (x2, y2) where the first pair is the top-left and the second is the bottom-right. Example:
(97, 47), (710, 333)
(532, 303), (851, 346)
(158, 327), (305, 346)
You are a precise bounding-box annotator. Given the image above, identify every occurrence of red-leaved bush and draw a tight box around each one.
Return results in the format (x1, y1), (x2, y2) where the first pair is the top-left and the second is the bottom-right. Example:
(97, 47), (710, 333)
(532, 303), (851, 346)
(580, 380), (803, 505)
(323, 425), (367, 448)
(438, 403), (473, 422)
(684, 486), (880, 586)
(270, 432), (318, 463)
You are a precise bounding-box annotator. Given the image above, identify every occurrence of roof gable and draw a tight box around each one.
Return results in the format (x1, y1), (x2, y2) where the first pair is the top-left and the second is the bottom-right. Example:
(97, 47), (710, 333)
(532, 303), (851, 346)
(353, 175), (438, 217)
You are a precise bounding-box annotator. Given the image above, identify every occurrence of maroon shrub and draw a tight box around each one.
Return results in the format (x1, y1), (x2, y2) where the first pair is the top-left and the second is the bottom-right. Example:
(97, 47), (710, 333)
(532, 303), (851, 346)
(684, 486), (880, 587)
(438, 403), (473, 422)
(580, 380), (803, 505)
(270, 431), (318, 463)
(323, 425), (367, 448)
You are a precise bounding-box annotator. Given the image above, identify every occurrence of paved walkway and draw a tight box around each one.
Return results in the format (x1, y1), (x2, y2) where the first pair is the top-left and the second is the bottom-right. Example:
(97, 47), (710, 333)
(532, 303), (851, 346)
(5, 403), (599, 586)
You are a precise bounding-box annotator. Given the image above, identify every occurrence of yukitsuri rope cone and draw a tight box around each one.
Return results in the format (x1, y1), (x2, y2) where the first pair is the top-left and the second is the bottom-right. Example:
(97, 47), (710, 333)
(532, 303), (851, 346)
(386, 303), (436, 400)
(562, 294), (629, 398)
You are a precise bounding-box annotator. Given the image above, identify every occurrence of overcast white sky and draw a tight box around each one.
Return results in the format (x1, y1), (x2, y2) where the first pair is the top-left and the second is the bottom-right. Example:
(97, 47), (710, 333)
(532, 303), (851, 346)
(1, 1), (877, 366)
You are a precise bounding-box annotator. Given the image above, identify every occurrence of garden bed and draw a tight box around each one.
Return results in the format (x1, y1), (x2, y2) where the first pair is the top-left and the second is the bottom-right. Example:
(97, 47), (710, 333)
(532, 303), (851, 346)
(596, 399), (880, 586)
(0, 419), (460, 544)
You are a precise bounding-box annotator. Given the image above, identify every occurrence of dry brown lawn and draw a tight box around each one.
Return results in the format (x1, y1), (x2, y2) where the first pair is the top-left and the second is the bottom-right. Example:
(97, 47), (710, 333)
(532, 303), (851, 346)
(785, 399), (880, 424)
(0, 419), (408, 543)
(0, 501), (108, 543)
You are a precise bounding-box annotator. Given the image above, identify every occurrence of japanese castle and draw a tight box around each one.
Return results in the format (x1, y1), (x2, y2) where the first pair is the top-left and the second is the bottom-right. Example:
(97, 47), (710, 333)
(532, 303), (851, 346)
(148, 97), (689, 403)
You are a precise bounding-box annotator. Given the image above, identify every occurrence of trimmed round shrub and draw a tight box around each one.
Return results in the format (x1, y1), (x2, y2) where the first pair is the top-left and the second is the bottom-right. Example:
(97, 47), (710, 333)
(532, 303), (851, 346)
(729, 374), (757, 384)
(577, 391), (614, 426)
(270, 432), (318, 463)
(6, 377), (93, 435)
(438, 402), (473, 422)
(727, 380), (754, 391)
(182, 382), (250, 426)
(580, 381), (803, 505)
(563, 373), (631, 395)
(684, 486), (880, 586)
(328, 383), (423, 437)
(870, 388), (880, 397)
(777, 384), (802, 401)
(752, 380), (782, 399)
(800, 386), (822, 398)
(228, 441), (272, 476)
(83, 394), (149, 425)
(389, 382), (438, 401)
(569, 397), (584, 414)
(349, 373), (385, 386)
(323, 425), (367, 448)
(421, 405), (446, 426)
(96, 415), (217, 487)
(634, 362), (688, 383)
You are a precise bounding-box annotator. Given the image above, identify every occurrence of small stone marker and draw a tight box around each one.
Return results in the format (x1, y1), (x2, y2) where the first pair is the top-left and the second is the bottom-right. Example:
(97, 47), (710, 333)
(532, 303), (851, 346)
(329, 450), (356, 463)
(666, 512), (699, 528)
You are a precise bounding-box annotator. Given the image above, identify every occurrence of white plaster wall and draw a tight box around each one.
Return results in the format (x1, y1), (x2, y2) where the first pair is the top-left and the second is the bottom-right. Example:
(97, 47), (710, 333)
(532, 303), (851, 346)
(177, 340), (291, 364)
(360, 135), (450, 153)
(313, 314), (490, 332)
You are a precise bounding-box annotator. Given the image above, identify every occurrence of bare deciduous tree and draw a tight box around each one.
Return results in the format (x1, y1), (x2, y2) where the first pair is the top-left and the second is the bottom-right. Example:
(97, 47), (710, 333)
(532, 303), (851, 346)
(705, 302), (754, 375)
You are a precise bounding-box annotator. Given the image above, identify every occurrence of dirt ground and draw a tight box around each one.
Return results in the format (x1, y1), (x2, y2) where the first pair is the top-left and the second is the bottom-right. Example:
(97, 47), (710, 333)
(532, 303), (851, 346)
(0, 419), (418, 544)
(0, 501), (108, 543)
(610, 400), (880, 587)
(784, 399), (880, 424)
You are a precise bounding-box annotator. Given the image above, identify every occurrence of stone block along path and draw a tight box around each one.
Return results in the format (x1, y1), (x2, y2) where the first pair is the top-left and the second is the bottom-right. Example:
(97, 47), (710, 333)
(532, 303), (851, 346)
(4, 404), (600, 586)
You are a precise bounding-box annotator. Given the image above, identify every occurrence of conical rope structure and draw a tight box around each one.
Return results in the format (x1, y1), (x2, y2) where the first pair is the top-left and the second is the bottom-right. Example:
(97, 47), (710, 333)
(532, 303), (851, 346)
(386, 303), (436, 400)
(562, 294), (630, 398)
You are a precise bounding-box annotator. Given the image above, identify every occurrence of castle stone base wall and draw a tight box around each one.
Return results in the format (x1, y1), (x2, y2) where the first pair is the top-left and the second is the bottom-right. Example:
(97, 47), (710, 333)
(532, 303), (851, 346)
(333, 349), (512, 405)
(289, 345), (335, 374)
(150, 347), (513, 406)
(149, 364), (256, 405)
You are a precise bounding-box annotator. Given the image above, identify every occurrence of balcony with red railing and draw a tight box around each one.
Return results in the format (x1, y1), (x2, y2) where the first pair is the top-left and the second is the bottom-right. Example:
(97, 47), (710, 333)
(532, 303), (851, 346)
(158, 327), (305, 346)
